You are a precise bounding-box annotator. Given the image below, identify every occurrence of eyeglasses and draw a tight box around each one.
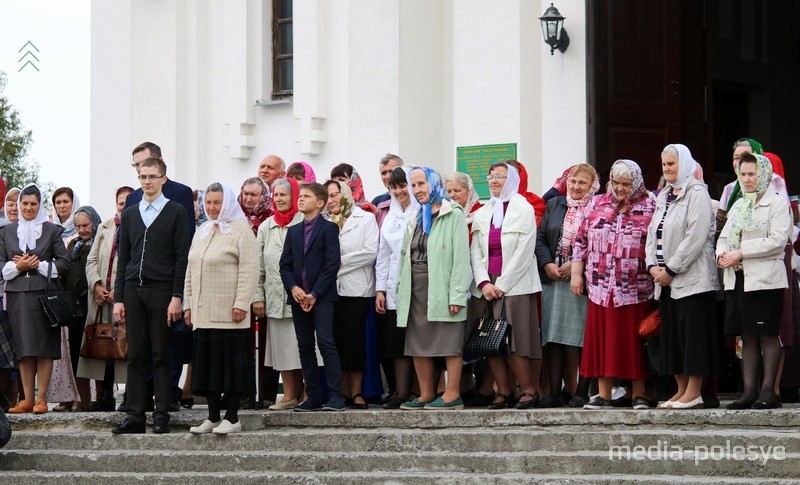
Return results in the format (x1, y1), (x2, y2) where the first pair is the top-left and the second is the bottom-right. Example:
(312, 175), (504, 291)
(486, 175), (508, 181)
(138, 174), (165, 182)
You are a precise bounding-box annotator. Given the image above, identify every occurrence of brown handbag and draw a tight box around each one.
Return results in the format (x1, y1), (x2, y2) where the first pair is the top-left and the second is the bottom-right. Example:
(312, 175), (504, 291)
(79, 305), (127, 361)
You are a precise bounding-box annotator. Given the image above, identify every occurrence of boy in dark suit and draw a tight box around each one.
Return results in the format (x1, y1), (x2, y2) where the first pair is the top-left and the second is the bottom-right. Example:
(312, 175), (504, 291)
(279, 183), (344, 411)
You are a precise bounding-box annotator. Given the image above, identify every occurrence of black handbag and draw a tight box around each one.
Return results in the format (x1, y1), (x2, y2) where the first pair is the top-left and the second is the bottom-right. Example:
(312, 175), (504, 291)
(38, 260), (76, 329)
(464, 297), (512, 357)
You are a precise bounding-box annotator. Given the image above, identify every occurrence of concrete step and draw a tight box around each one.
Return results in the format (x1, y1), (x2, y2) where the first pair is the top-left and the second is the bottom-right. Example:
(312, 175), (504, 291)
(0, 471), (796, 484)
(1, 449), (797, 478)
(5, 427), (800, 453)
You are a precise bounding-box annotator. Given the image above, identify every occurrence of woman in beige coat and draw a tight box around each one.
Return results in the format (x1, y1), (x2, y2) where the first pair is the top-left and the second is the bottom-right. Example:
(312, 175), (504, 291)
(253, 177), (317, 411)
(76, 186), (134, 411)
(185, 182), (259, 435)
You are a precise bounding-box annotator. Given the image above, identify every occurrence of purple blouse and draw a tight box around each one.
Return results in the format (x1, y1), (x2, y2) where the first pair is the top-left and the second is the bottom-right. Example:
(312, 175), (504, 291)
(488, 223), (502, 275)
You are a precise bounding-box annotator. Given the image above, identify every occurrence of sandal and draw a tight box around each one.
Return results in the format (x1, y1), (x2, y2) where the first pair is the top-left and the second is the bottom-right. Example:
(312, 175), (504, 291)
(488, 393), (513, 410)
(351, 393), (369, 410)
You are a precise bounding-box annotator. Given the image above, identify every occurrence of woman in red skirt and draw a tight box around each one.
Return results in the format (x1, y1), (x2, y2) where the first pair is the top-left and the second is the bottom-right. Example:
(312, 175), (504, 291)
(570, 159), (656, 409)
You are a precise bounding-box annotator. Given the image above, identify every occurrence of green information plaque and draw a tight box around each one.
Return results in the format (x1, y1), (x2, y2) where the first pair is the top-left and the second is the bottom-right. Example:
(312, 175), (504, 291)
(456, 143), (517, 199)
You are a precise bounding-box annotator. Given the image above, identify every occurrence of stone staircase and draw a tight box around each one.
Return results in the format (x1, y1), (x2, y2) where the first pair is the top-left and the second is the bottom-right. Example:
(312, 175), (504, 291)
(2, 405), (799, 483)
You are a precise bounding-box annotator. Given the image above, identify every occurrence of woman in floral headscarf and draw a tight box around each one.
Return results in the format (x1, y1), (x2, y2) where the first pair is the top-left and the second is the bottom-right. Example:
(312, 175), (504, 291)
(331, 163), (377, 215)
(718, 153), (791, 410)
(324, 180), (379, 409)
(719, 138), (788, 213)
(444, 172), (482, 238)
(571, 160), (656, 409)
(238, 177), (272, 236)
(645, 144), (720, 410)
(535, 163), (599, 408)
(287, 161), (317, 184)
(396, 167), (471, 410)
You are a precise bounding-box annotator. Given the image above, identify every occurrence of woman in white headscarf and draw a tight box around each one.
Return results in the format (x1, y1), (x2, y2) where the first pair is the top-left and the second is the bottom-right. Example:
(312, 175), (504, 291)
(375, 166), (420, 408)
(470, 162), (542, 409)
(184, 182), (259, 435)
(645, 144), (720, 410)
(2, 184), (71, 414)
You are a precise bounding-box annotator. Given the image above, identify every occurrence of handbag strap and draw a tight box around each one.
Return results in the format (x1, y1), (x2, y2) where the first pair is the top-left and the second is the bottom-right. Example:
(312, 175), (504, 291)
(94, 304), (105, 325)
(497, 296), (507, 321)
(481, 298), (493, 320)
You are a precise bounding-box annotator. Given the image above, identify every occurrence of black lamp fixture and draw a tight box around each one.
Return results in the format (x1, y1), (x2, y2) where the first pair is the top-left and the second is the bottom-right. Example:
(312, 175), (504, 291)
(539, 3), (569, 55)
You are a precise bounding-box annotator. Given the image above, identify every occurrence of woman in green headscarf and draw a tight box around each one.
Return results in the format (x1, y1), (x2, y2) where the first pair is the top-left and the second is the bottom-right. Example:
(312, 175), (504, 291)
(717, 152), (792, 409)
(719, 138), (788, 212)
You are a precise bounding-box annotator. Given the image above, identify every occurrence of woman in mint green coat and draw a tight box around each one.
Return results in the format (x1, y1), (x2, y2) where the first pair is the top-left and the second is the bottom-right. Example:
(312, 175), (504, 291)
(396, 167), (471, 411)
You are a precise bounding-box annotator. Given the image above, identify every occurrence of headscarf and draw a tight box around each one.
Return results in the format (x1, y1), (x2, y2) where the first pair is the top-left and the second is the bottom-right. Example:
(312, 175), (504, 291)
(17, 184), (50, 252)
(446, 172), (481, 225)
(609, 159), (648, 208)
(347, 167), (366, 203)
(71, 206), (102, 259)
(765, 152), (785, 180)
(324, 180), (354, 229)
(388, 167), (420, 223)
(238, 178), (271, 235)
(726, 137), (764, 211)
(553, 167), (571, 196)
(271, 177), (300, 228)
(559, 165), (601, 260)
(198, 183), (247, 240)
(4, 187), (20, 221)
(412, 167), (447, 235)
(727, 154), (773, 250)
(194, 189), (208, 227)
(664, 143), (699, 189)
(489, 163), (520, 228)
(288, 161), (317, 183)
(514, 161), (546, 226)
(50, 190), (81, 239)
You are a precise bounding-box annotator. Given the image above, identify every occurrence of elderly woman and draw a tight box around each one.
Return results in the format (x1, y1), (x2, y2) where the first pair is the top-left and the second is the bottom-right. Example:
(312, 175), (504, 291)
(60, 206), (103, 412)
(238, 177), (272, 236)
(185, 182), (259, 434)
(535, 163), (599, 408)
(375, 167), (419, 409)
(324, 180), (379, 409)
(77, 187), (134, 411)
(444, 172), (482, 234)
(718, 153), (791, 410)
(287, 162), (317, 184)
(4, 184), (71, 414)
(571, 160), (656, 409)
(645, 144), (720, 410)
(471, 162), (541, 409)
(396, 167), (471, 410)
(253, 177), (317, 411)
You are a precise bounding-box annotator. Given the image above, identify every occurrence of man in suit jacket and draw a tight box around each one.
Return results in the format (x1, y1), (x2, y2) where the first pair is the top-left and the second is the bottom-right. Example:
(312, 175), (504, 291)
(279, 182), (344, 412)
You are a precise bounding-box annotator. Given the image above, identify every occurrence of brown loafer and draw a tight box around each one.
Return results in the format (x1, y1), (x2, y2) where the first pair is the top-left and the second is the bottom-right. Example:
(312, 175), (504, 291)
(8, 400), (34, 414)
(33, 400), (48, 414)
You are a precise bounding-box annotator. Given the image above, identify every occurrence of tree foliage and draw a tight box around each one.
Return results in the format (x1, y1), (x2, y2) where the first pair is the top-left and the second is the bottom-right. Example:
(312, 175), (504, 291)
(0, 71), (40, 190)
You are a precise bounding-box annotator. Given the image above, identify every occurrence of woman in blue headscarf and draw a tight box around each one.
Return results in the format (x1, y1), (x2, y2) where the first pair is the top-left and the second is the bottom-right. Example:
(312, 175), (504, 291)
(395, 167), (471, 410)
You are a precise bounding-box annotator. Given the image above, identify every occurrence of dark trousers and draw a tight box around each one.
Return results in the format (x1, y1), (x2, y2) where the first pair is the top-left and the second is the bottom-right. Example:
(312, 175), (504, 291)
(292, 301), (342, 402)
(125, 286), (172, 423)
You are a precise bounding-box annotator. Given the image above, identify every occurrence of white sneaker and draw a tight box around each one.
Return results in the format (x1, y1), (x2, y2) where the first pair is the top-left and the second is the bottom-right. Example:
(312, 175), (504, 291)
(212, 419), (242, 435)
(189, 419), (221, 434)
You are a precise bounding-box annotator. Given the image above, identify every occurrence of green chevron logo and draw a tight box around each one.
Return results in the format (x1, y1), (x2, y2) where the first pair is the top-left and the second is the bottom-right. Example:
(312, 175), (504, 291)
(18, 40), (40, 72)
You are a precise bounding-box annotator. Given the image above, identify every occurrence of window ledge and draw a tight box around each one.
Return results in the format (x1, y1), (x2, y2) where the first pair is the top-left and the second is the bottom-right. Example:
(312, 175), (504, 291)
(255, 98), (293, 107)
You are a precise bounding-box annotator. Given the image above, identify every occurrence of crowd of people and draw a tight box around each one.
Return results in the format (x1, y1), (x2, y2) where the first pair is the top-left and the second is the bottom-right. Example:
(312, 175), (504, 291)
(0, 137), (797, 436)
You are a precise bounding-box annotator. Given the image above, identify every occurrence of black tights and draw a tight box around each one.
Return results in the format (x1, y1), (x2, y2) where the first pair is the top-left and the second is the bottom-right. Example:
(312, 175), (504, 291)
(741, 333), (781, 402)
(207, 392), (241, 424)
(546, 344), (590, 399)
(394, 357), (413, 400)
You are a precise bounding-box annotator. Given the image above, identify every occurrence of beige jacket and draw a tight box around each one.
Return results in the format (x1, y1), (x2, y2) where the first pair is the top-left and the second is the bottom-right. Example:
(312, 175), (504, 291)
(254, 212), (303, 319)
(184, 219), (259, 329)
(716, 190), (791, 292)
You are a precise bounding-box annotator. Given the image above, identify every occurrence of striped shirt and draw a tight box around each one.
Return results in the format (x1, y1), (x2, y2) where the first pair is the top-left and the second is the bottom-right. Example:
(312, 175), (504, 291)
(655, 190), (678, 267)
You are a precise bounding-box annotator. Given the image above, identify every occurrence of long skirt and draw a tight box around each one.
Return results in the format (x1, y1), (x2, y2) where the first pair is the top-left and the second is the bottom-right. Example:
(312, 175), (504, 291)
(580, 300), (650, 381)
(658, 288), (720, 377)
(191, 328), (255, 396)
(332, 296), (371, 372)
(541, 279), (588, 348)
(404, 265), (464, 357)
(377, 309), (407, 360)
(264, 316), (308, 371)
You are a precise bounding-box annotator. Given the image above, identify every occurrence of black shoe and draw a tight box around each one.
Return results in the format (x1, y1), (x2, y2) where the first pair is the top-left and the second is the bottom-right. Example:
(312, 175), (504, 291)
(116, 402), (132, 413)
(152, 418), (171, 434)
(751, 396), (782, 409)
(323, 398), (346, 412)
(91, 391), (116, 412)
(561, 388), (573, 404)
(488, 393), (513, 410)
(382, 395), (404, 410)
(611, 396), (632, 408)
(465, 392), (494, 407)
(537, 395), (564, 408)
(111, 418), (145, 434)
(180, 398), (194, 409)
(632, 396), (655, 410)
(350, 393), (369, 410)
(515, 392), (539, 409)
(726, 397), (757, 410)
(583, 397), (613, 410)
(293, 399), (324, 412)
(701, 393), (720, 409)
(381, 391), (397, 405)
(568, 395), (589, 408)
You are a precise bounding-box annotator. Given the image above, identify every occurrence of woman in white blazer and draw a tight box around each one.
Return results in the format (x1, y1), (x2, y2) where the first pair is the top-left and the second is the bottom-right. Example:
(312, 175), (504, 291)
(717, 152), (791, 410)
(375, 167), (419, 409)
(325, 180), (379, 409)
(470, 162), (542, 409)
